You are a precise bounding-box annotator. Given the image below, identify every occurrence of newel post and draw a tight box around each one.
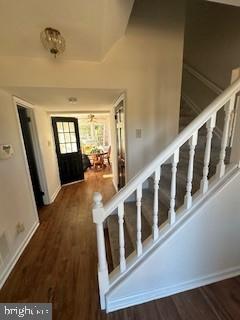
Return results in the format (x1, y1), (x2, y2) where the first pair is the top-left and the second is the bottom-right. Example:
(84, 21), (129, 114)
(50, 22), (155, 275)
(230, 94), (240, 168)
(92, 192), (109, 310)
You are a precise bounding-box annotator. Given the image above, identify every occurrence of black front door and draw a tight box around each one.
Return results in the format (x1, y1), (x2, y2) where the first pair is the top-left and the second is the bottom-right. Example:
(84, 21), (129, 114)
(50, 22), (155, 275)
(52, 117), (84, 185)
(18, 106), (44, 208)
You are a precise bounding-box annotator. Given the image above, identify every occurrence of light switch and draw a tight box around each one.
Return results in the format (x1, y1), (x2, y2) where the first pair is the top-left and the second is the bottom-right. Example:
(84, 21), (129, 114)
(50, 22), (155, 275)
(0, 144), (14, 160)
(136, 129), (142, 139)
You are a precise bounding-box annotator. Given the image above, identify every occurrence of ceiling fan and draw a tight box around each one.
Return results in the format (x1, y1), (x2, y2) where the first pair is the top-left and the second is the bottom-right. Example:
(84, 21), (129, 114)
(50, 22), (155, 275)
(88, 114), (97, 122)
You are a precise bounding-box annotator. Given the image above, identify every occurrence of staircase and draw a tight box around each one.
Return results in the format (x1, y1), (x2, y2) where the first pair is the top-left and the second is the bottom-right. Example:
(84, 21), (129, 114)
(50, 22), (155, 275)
(107, 102), (230, 270)
(93, 78), (240, 312)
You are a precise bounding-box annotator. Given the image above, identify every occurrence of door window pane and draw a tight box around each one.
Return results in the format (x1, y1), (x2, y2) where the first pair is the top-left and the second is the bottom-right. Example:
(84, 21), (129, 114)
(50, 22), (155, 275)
(66, 143), (72, 153)
(69, 122), (75, 132)
(57, 122), (63, 132)
(58, 133), (65, 144)
(64, 132), (71, 143)
(56, 120), (79, 154)
(63, 122), (69, 132)
(60, 143), (66, 154)
(72, 143), (77, 152)
(70, 133), (76, 142)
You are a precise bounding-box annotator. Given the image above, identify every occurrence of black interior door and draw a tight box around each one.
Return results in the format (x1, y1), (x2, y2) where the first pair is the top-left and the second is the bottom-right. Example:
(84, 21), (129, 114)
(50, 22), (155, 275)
(52, 117), (84, 185)
(18, 106), (44, 208)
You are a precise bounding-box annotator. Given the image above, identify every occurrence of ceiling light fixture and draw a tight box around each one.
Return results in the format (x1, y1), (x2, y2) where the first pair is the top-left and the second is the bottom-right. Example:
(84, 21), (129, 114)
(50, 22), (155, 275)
(40, 27), (66, 58)
(68, 97), (78, 104)
(88, 114), (96, 122)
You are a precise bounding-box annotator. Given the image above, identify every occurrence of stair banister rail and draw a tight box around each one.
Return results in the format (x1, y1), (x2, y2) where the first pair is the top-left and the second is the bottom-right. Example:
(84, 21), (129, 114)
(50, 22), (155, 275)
(101, 78), (240, 220)
(93, 77), (240, 309)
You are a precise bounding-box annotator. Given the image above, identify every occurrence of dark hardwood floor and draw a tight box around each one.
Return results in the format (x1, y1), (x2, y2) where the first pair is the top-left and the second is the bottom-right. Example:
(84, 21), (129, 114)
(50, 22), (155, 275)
(1, 168), (240, 319)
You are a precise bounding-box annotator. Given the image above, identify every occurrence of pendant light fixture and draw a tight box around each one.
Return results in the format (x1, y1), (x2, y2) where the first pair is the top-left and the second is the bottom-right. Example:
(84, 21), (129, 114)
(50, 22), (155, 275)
(40, 27), (66, 58)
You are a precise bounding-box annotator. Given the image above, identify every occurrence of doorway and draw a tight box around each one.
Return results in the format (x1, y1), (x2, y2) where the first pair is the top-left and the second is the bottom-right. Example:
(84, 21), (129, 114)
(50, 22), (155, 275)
(115, 99), (126, 189)
(17, 106), (44, 208)
(52, 117), (84, 185)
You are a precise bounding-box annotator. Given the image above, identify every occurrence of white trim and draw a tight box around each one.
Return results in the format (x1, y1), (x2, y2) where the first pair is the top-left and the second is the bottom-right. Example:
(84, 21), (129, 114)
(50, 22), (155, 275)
(13, 97), (40, 221)
(29, 111), (51, 204)
(113, 93), (126, 108)
(62, 179), (84, 187)
(50, 184), (61, 203)
(183, 63), (223, 95)
(0, 221), (39, 289)
(113, 179), (118, 192)
(13, 96), (51, 204)
(106, 265), (240, 312)
(13, 96), (36, 109)
(182, 93), (202, 115)
(113, 92), (128, 184)
(182, 93), (222, 139)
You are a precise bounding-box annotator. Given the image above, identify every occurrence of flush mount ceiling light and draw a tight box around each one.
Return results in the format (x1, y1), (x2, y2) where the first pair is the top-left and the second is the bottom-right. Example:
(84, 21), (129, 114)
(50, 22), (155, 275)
(40, 27), (66, 57)
(68, 97), (78, 104)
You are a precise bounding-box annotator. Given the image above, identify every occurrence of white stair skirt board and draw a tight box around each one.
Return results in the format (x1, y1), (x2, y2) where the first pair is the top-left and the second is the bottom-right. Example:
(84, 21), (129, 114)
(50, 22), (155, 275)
(106, 169), (240, 312)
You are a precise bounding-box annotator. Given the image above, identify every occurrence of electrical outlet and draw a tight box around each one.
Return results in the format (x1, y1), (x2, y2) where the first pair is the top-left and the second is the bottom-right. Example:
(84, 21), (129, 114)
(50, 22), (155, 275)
(136, 129), (142, 138)
(16, 223), (25, 234)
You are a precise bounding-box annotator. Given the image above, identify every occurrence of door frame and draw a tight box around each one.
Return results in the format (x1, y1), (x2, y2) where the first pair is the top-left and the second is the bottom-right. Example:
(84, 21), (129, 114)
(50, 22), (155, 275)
(111, 93), (128, 190)
(13, 96), (50, 208)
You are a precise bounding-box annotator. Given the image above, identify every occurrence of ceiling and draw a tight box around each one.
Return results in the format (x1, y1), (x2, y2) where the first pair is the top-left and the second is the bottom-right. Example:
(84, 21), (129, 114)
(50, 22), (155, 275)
(6, 87), (123, 111)
(0, 0), (134, 61)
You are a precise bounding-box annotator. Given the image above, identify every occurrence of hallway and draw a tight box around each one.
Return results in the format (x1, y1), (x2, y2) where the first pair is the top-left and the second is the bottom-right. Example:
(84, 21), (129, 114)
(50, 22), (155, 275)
(0, 169), (115, 319)
(0, 170), (240, 319)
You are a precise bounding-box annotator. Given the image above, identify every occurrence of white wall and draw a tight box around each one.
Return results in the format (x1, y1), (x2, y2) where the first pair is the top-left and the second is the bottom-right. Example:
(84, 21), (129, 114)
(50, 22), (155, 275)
(184, 0), (240, 89)
(0, 0), (185, 180)
(0, 89), (39, 287)
(107, 169), (240, 311)
(34, 107), (61, 202)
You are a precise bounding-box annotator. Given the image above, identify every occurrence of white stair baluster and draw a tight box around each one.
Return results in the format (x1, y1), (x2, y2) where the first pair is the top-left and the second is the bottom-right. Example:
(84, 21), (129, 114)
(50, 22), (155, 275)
(153, 167), (161, 241)
(217, 95), (236, 178)
(136, 185), (143, 256)
(184, 131), (198, 209)
(168, 150), (179, 225)
(200, 114), (216, 194)
(229, 103), (238, 148)
(92, 192), (109, 310)
(118, 202), (126, 272)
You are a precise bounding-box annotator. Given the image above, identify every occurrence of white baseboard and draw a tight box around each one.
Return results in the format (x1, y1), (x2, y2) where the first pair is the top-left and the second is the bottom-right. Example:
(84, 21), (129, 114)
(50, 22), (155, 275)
(107, 265), (240, 312)
(0, 221), (39, 289)
(62, 179), (84, 187)
(50, 185), (61, 203)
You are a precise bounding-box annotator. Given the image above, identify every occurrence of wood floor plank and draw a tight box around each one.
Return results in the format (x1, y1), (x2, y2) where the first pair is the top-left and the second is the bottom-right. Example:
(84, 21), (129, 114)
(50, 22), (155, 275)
(172, 288), (219, 320)
(201, 278), (240, 320)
